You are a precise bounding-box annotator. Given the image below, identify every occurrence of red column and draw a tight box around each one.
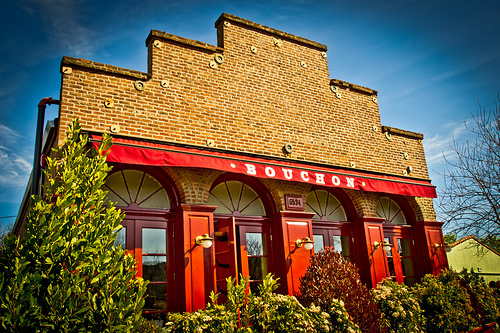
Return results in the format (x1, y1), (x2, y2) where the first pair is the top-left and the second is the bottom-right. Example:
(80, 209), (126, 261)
(414, 221), (448, 276)
(173, 204), (217, 312)
(354, 217), (388, 288)
(276, 211), (316, 296)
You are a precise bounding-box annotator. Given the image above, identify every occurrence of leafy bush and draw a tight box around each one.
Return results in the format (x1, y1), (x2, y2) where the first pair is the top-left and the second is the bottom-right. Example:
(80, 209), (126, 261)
(459, 269), (500, 324)
(371, 279), (425, 333)
(412, 269), (476, 332)
(0, 119), (147, 332)
(164, 274), (339, 332)
(134, 318), (162, 333)
(297, 248), (384, 332)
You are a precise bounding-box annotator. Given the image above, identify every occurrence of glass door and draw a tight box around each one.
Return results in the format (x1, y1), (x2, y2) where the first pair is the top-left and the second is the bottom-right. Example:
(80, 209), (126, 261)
(237, 225), (273, 293)
(120, 218), (171, 312)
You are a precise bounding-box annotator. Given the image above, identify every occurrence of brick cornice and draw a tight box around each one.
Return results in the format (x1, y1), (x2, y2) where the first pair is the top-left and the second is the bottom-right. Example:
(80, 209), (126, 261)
(215, 13), (328, 51)
(61, 56), (150, 80)
(382, 126), (424, 140)
(146, 30), (224, 53)
(330, 79), (378, 95)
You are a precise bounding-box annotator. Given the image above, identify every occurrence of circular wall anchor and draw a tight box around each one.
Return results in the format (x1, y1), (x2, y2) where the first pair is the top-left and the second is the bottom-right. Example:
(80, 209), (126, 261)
(418, 139), (423, 145)
(283, 143), (293, 155)
(104, 99), (114, 108)
(209, 60), (217, 69)
(350, 162), (356, 168)
(321, 51), (327, 58)
(403, 152), (409, 160)
(372, 126), (378, 132)
(372, 96), (378, 103)
(406, 166), (412, 174)
(224, 21), (230, 27)
(110, 125), (120, 133)
(206, 139), (215, 147)
(250, 46), (257, 54)
(160, 80), (169, 88)
(214, 54), (224, 64)
(330, 85), (338, 93)
(153, 40), (162, 48)
(403, 170), (408, 176)
(62, 66), (72, 74)
(273, 38), (283, 47)
(134, 81), (146, 91)
(335, 92), (341, 99)
(385, 132), (392, 141)
(300, 61), (307, 68)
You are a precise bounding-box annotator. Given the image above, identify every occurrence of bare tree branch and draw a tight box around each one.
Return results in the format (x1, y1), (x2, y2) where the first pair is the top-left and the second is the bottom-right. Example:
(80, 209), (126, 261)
(439, 94), (500, 240)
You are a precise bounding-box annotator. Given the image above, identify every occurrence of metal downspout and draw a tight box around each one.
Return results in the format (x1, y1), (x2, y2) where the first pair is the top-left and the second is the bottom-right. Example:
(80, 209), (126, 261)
(31, 97), (60, 197)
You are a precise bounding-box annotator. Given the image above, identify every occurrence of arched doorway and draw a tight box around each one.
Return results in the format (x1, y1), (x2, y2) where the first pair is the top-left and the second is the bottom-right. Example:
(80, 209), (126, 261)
(207, 175), (275, 294)
(376, 196), (418, 285)
(306, 189), (355, 263)
(104, 166), (178, 313)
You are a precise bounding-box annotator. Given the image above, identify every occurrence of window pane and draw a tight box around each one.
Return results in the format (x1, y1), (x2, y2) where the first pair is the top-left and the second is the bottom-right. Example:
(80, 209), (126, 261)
(248, 257), (267, 281)
(143, 256), (167, 281)
(341, 236), (350, 256)
(246, 232), (265, 256)
(113, 227), (126, 248)
(398, 238), (412, 256)
(143, 228), (166, 254)
(333, 235), (342, 253)
(306, 190), (347, 221)
(313, 234), (325, 254)
(144, 283), (167, 310)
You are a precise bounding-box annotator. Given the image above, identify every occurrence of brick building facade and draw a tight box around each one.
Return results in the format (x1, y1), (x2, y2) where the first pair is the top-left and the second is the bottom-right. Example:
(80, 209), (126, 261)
(17, 13), (447, 313)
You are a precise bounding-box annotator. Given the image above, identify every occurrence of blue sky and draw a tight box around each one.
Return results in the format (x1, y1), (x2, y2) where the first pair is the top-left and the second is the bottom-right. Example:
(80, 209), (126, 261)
(0, 0), (499, 228)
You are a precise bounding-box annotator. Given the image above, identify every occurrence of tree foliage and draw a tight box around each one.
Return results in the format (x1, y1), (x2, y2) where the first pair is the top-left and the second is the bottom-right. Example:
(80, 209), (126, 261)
(439, 96), (500, 240)
(0, 119), (147, 332)
(297, 248), (384, 332)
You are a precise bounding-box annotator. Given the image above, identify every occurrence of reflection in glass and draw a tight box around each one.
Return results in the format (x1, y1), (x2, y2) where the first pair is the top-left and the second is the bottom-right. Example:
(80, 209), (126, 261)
(143, 228), (166, 254)
(114, 227), (126, 248)
(144, 283), (167, 310)
(248, 257), (267, 281)
(313, 234), (325, 254)
(246, 233), (265, 256)
(143, 256), (167, 282)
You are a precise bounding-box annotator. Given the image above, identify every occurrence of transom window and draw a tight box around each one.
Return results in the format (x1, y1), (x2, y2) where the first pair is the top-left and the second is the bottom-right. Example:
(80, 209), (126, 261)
(208, 181), (266, 216)
(376, 197), (407, 225)
(104, 169), (170, 210)
(306, 189), (347, 221)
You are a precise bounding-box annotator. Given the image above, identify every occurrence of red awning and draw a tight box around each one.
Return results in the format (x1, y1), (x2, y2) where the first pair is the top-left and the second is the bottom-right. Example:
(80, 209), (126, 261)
(90, 135), (437, 198)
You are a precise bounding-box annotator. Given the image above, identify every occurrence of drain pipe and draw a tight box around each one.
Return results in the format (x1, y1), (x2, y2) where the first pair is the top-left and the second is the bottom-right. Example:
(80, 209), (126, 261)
(31, 97), (60, 197)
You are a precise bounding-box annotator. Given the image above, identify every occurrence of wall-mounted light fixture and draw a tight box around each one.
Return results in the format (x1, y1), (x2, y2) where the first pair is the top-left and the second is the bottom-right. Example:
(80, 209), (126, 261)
(296, 237), (314, 250)
(434, 243), (442, 250)
(374, 240), (392, 252)
(195, 234), (213, 249)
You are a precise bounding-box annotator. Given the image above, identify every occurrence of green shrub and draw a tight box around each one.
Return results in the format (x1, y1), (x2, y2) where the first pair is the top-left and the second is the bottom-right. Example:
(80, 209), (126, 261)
(164, 274), (337, 332)
(297, 248), (384, 332)
(459, 269), (500, 324)
(371, 279), (425, 333)
(412, 269), (476, 332)
(0, 119), (147, 332)
(134, 318), (162, 333)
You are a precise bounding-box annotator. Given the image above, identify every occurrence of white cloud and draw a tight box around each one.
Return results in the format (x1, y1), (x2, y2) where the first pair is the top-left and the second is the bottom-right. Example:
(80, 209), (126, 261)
(0, 124), (32, 188)
(423, 118), (474, 167)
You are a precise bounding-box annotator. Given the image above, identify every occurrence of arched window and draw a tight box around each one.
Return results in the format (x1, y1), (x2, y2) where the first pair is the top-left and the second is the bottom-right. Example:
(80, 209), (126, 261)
(307, 189), (353, 262)
(104, 169), (170, 210)
(104, 168), (175, 313)
(377, 196), (417, 285)
(209, 176), (273, 294)
(207, 180), (265, 216)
